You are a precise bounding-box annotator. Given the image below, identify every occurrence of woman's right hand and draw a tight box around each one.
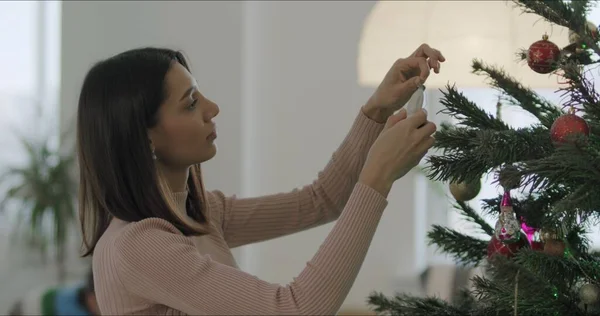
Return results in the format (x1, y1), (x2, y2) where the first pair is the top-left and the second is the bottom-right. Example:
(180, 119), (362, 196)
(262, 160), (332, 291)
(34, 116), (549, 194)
(359, 108), (436, 196)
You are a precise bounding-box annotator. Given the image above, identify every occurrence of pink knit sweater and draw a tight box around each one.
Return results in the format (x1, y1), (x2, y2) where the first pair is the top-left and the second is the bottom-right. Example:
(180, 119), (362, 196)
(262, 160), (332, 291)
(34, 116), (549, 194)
(92, 111), (389, 315)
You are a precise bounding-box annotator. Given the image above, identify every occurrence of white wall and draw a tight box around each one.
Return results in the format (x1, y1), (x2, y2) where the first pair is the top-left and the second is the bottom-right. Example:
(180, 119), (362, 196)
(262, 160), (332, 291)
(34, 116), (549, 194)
(60, 0), (244, 195)
(59, 1), (445, 310)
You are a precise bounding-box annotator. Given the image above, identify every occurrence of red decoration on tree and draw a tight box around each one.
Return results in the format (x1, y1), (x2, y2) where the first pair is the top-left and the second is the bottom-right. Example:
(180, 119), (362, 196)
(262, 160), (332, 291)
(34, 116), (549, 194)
(487, 234), (527, 259)
(550, 108), (590, 144)
(527, 34), (561, 74)
(530, 241), (544, 251)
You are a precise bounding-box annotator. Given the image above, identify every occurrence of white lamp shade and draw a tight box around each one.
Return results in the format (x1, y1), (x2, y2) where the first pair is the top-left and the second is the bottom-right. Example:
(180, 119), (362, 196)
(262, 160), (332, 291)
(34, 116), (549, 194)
(358, 1), (571, 89)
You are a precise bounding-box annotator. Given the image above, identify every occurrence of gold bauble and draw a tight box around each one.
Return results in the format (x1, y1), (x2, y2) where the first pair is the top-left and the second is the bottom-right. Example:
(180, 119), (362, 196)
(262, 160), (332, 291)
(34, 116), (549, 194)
(539, 229), (559, 242)
(580, 284), (600, 305)
(449, 179), (481, 201)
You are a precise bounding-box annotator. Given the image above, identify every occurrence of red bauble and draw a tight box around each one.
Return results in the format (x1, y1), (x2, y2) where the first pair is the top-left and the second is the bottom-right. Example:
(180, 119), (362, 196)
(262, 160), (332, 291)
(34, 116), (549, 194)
(487, 234), (526, 259)
(530, 241), (544, 251)
(527, 35), (561, 74)
(550, 113), (590, 143)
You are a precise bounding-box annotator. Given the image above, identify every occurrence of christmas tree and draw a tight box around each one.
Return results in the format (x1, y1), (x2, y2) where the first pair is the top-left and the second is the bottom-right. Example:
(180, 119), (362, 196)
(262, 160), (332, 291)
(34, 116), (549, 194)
(367, 1), (600, 315)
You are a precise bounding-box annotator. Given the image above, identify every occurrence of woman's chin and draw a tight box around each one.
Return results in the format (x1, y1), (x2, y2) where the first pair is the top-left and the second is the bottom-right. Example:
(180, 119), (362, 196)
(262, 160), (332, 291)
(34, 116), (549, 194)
(199, 144), (217, 162)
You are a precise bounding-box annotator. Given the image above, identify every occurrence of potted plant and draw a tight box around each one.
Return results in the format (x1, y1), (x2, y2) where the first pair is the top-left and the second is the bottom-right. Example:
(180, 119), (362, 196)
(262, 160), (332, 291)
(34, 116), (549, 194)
(0, 131), (77, 283)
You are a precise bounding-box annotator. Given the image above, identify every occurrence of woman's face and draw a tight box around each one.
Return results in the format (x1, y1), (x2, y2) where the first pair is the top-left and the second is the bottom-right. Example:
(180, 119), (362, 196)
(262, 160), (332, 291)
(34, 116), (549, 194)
(148, 62), (220, 168)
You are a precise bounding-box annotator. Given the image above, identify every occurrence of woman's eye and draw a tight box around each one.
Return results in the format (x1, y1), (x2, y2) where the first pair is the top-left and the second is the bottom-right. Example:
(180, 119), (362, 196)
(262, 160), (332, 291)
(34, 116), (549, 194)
(187, 99), (198, 110)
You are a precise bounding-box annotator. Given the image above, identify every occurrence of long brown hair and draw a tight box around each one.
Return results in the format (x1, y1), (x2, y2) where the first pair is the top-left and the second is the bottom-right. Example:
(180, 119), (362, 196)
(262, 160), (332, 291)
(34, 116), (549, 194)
(77, 48), (209, 257)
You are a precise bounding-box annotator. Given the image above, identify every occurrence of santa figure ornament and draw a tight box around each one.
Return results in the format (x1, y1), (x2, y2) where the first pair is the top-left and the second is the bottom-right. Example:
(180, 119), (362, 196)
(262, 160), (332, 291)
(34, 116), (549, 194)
(494, 191), (521, 243)
(487, 235), (526, 259)
(488, 191), (527, 259)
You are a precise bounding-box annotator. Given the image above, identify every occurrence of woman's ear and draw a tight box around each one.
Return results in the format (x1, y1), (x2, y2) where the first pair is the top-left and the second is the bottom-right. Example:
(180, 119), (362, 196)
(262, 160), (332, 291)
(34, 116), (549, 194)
(147, 130), (158, 160)
(148, 128), (160, 149)
(147, 128), (156, 144)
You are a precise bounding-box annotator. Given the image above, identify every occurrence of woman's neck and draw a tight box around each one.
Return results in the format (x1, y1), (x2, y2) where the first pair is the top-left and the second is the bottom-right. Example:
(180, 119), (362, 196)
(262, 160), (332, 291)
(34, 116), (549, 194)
(156, 163), (190, 193)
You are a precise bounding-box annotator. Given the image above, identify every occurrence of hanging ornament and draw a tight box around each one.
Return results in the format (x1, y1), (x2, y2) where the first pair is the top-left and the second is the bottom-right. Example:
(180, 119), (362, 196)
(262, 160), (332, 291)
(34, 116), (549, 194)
(544, 239), (566, 257)
(523, 227), (544, 251)
(518, 215), (545, 250)
(580, 284), (600, 305)
(520, 216), (539, 245)
(449, 178), (481, 201)
(527, 34), (561, 74)
(550, 107), (590, 144)
(530, 239), (544, 251)
(487, 234), (527, 259)
(539, 229), (558, 242)
(568, 21), (599, 46)
(494, 191), (521, 243)
(539, 228), (565, 256)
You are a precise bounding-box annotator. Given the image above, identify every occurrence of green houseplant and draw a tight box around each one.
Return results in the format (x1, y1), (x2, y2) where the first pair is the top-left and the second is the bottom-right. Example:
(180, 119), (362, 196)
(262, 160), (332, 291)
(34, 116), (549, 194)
(0, 132), (77, 283)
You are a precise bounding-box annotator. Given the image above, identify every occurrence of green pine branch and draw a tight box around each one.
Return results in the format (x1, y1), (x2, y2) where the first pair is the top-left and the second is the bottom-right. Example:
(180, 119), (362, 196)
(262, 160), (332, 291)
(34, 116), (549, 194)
(470, 275), (582, 316)
(427, 225), (488, 266)
(511, 227), (599, 287)
(471, 59), (563, 128)
(367, 292), (469, 316)
(432, 123), (478, 153)
(426, 125), (553, 183)
(560, 62), (600, 122)
(565, 226), (593, 256)
(575, 259), (600, 284)
(480, 187), (570, 229)
(454, 200), (495, 237)
(552, 182), (600, 215)
(437, 85), (509, 130)
(515, 249), (585, 294)
(511, 138), (600, 212)
(473, 255), (584, 316)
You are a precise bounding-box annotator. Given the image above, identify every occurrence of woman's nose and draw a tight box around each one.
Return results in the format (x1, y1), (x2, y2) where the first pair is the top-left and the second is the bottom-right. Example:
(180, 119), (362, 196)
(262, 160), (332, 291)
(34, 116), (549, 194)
(206, 99), (220, 120)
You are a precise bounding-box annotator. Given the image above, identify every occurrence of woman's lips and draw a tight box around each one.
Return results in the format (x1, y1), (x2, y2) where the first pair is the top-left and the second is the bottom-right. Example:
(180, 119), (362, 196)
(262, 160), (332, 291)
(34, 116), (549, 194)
(207, 131), (217, 141)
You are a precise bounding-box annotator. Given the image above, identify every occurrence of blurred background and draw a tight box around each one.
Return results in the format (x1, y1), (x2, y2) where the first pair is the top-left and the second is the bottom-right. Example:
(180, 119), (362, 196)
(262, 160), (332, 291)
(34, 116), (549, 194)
(1, 1), (600, 314)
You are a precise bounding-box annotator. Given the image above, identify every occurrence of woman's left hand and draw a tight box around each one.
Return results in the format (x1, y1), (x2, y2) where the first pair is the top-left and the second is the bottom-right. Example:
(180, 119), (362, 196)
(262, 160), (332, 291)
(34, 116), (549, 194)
(362, 44), (445, 123)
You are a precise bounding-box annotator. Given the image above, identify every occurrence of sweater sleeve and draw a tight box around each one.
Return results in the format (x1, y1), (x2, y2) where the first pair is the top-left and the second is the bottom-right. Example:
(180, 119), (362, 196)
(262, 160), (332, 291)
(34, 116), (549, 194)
(114, 183), (388, 315)
(212, 110), (385, 248)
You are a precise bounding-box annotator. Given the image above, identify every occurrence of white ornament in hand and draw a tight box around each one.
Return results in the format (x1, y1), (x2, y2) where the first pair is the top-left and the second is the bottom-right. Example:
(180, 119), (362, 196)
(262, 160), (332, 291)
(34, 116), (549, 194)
(406, 85), (425, 117)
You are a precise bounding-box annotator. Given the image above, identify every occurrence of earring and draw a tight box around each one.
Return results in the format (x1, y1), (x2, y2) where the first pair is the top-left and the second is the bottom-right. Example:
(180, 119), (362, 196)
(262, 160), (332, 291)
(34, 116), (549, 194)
(151, 147), (157, 160)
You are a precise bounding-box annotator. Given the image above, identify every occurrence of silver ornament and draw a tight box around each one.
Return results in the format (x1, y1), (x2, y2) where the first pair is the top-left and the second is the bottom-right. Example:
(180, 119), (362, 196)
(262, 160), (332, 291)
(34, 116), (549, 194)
(494, 210), (521, 243)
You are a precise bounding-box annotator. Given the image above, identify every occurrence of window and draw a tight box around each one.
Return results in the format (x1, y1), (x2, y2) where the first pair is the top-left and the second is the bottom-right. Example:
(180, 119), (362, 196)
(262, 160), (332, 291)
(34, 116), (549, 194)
(0, 2), (62, 309)
(0, 1), (61, 234)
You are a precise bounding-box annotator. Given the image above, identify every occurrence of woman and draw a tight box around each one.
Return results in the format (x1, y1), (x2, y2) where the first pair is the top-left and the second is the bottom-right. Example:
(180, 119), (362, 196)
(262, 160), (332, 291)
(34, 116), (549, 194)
(78, 44), (444, 315)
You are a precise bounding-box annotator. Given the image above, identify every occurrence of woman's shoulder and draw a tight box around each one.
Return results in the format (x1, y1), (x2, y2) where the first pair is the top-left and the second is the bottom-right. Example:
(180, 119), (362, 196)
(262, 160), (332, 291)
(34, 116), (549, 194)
(120, 217), (184, 237)
(97, 218), (194, 263)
